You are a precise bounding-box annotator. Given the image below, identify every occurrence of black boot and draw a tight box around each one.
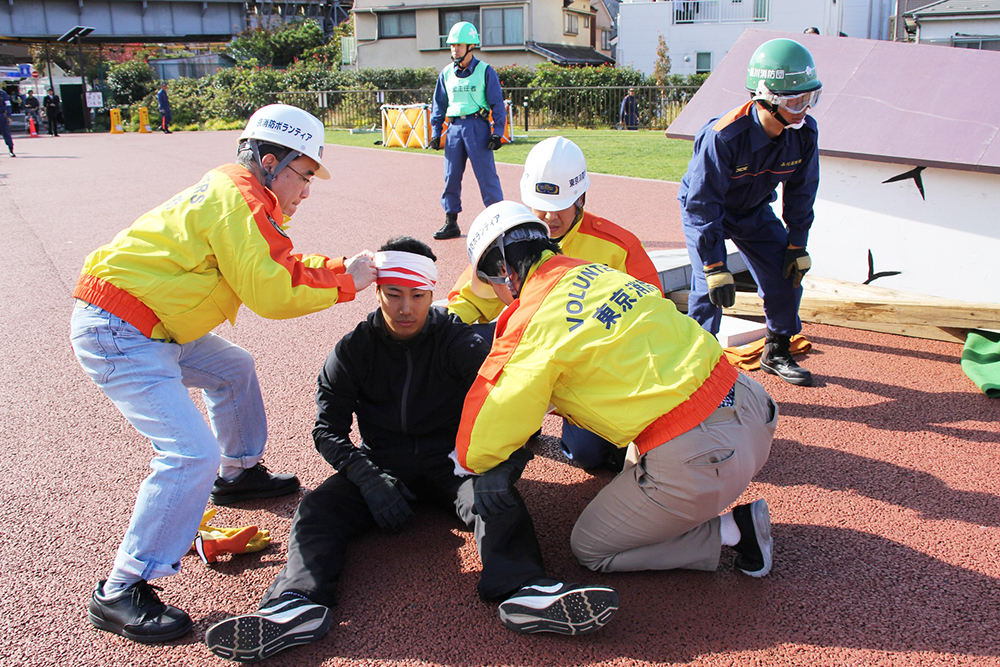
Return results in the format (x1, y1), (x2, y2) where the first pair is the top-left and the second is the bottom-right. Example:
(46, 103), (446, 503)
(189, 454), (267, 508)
(760, 330), (813, 386)
(433, 213), (460, 240)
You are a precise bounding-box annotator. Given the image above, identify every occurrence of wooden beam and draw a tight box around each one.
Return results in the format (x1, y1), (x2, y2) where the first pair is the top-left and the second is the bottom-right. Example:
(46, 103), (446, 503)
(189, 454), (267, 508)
(667, 275), (1000, 343)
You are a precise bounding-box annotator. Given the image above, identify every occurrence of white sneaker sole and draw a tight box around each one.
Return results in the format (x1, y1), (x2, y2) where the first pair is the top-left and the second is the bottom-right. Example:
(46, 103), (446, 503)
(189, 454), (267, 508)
(499, 585), (619, 635)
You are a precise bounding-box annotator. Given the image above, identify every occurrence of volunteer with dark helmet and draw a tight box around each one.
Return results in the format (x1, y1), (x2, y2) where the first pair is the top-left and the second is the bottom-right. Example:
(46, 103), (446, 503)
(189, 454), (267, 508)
(457, 201), (778, 594)
(678, 38), (822, 385)
(430, 21), (506, 240)
(448, 136), (662, 470)
(72, 103), (377, 644)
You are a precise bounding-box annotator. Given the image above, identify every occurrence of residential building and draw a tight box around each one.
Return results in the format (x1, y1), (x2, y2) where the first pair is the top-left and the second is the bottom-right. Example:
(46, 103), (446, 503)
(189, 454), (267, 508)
(348, 0), (613, 69)
(617, 0), (895, 76)
(594, 0), (616, 60)
(904, 0), (1000, 50)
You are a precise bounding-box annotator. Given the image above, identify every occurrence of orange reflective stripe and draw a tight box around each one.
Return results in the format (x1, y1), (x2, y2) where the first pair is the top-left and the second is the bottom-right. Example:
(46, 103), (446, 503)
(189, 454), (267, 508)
(72, 274), (162, 339)
(712, 101), (754, 132)
(455, 255), (584, 471)
(216, 164), (353, 294)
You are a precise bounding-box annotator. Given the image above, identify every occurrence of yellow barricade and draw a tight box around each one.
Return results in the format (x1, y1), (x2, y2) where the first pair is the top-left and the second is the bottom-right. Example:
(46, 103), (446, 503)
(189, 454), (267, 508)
(381, 104), (432, 149)
(110, 108), (125, 134)
(440, 100), (514, 146)
(138, 107), (152, 134)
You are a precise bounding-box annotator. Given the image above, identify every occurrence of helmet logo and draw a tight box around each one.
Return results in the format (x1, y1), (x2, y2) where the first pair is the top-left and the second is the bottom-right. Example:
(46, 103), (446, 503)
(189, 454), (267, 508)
(255, 117), (314, 142)
(536, 182), (560, 195)
(748, 67), (785, 81)
(569, 170), (587, 187)
(805, 65), (815, 76)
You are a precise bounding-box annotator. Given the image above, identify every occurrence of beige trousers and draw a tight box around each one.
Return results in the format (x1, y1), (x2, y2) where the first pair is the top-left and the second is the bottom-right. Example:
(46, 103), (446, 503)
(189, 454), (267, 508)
(571, 373), (778, 572)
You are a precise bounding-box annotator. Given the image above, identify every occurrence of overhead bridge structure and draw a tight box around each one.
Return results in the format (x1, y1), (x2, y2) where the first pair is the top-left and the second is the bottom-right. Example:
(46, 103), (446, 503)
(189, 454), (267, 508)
(1, 0), (350, 43)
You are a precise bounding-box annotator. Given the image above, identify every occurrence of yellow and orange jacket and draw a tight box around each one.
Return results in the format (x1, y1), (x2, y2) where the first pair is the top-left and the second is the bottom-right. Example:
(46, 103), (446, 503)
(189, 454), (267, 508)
(446, 211), (662, 325)
(455, 252), (737, 474)
(73, 164), (356, 344)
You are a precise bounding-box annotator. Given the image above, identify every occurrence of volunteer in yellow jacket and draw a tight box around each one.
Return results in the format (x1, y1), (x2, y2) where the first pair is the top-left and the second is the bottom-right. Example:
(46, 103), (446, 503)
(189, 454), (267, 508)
(71, 104), (378, 645)
(457, 201), (779, 589)
(447, 136), (662, 470)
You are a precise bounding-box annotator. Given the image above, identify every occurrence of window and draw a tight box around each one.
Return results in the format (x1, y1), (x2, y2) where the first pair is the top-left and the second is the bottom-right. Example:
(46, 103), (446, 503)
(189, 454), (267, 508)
(601, 29), (612, 51)
(482, 7), (524, 46)
(439, 9), (479, 48)
(565, 12), (579, 35)
(379, 11), (415, 38)
(584, 16), (590, 28)
(696, 52), (712, 73)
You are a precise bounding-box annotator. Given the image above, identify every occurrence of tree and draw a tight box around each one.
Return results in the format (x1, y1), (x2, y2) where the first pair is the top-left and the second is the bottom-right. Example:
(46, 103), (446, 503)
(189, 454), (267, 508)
(106, 58), (157, 106)
(228, 19), (326, 68)
(653, 34), (672, 87)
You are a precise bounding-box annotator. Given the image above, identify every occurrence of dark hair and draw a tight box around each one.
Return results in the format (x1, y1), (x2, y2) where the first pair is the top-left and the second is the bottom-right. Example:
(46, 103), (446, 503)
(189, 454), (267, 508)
(236, 140), (292, 170)
(479, 226), (560, 280)
(379, 236), (437, 262)
(804, 27), (820, 34)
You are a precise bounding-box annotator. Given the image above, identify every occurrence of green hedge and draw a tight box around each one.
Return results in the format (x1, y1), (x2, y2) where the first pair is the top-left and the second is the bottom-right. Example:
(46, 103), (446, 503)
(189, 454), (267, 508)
(97, 57), (705, 131)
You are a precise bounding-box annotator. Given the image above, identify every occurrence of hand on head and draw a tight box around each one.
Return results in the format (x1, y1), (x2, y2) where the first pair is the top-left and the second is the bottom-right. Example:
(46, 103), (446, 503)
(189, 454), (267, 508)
(346, 251), (377, 291)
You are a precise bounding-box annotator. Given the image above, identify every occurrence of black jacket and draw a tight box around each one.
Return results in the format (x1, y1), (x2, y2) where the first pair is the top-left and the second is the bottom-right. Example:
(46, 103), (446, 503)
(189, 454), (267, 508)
(313, 306), (489, 472)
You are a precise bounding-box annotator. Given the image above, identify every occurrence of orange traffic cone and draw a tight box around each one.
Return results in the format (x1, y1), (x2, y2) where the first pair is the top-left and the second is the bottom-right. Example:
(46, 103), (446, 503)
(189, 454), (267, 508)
(28, 117), (38, 138)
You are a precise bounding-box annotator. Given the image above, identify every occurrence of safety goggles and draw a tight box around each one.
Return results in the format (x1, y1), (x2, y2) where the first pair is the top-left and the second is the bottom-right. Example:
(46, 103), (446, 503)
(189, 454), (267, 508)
(772, 88), (822, 114)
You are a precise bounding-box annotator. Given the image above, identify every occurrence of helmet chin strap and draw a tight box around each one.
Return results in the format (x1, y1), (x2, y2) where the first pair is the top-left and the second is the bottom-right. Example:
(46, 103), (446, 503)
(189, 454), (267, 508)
(249, 139), (301, 189)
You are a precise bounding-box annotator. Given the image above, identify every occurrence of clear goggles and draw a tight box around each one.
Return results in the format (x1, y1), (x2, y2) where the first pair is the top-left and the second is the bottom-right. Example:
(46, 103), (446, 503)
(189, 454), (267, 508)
(755, 82), (822, 114)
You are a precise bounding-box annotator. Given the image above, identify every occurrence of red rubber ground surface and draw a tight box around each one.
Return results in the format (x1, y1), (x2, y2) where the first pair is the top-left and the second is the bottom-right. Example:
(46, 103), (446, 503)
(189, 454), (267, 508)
(1, 131), (997, 667)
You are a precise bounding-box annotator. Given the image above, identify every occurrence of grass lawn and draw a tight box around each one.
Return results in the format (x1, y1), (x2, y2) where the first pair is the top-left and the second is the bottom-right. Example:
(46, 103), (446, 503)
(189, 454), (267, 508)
(325, 128), (694, 183)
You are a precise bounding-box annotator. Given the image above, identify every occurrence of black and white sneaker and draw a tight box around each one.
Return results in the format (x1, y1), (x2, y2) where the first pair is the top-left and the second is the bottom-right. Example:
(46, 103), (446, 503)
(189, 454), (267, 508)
(498, 581), (619, 635)
(731, 499), (773, 577)
(205, 594), (332, 662)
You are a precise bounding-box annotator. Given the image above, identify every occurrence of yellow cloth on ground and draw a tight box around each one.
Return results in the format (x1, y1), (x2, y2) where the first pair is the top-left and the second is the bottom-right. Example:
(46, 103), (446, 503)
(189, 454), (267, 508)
(724, 335), (812, 371)
(191, 508), (270, 564)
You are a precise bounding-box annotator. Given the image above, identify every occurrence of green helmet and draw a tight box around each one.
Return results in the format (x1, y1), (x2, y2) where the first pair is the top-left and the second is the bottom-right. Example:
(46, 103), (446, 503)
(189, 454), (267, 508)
(746, 38), (821, 96)
(447, 21), (480, 46)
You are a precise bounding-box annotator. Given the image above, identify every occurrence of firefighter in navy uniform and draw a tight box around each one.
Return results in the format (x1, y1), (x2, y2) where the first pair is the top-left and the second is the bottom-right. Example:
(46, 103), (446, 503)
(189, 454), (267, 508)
(430, 21), (506, 240)
(678, 38), (822, 386)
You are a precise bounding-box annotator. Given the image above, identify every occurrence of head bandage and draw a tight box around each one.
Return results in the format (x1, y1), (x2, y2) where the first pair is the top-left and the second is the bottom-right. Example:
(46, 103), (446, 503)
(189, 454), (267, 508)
(375, 251), (438, 291)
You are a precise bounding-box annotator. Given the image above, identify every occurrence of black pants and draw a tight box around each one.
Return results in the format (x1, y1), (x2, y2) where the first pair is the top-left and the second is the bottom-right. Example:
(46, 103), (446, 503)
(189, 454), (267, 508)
(262, 447), (547, 608)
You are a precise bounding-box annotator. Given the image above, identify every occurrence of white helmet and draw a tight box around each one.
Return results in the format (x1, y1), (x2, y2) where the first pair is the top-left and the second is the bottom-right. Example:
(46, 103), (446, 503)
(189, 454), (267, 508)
(467, 201), (549, 293)
(520, 136), (590, 211)
(240, 104), (330, 181)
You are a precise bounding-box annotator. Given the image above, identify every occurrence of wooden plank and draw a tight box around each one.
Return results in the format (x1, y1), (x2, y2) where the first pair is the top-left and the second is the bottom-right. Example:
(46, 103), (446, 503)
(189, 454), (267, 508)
(668, 289), (972, 344)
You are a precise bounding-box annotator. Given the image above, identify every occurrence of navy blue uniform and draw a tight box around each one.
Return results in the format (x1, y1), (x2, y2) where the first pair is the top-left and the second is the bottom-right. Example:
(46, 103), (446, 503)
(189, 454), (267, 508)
(431, 57), (505, 216)
(0, 91), (14, 155)
(678, 100), (819, 337)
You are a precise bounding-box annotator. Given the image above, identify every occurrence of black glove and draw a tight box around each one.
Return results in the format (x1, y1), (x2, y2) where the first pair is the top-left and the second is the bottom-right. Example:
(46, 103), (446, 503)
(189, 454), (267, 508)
(704, 265), (736, 308)
(783, 247), (811, 288)
(487, 135), (503, 151)
(473, 447), (534, 522)
(431, 135), (443, 150)
(344, 457), (414, 531)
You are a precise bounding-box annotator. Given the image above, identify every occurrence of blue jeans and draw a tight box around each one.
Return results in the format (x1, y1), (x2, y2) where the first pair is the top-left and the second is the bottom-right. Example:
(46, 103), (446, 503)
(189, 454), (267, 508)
(70, 303), (267, 581)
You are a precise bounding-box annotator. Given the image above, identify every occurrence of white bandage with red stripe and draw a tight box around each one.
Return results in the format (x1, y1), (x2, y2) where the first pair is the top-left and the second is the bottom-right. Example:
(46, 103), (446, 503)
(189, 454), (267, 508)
(375, 251), (438, 290)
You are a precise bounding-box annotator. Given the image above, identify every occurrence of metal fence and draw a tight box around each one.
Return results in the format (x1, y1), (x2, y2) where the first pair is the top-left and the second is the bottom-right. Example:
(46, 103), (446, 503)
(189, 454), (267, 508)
(270, 85), (700, 131)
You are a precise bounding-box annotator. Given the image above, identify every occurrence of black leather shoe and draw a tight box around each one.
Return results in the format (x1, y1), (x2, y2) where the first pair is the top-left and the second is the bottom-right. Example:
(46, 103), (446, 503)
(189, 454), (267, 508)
(760, 331), (813, 386)
(88, 580), (192, 643)
(210, 462), (300, 505)
(433, 214), (460, 240)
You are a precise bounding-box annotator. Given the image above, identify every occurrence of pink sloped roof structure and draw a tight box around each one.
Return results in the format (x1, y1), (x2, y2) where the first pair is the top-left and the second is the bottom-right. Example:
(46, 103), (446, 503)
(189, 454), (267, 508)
(666, 29), (1000, 174)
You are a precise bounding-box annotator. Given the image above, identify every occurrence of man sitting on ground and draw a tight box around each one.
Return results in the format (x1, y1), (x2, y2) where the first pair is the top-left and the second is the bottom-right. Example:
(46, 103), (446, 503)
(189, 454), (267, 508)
(205, 236), (618, 663)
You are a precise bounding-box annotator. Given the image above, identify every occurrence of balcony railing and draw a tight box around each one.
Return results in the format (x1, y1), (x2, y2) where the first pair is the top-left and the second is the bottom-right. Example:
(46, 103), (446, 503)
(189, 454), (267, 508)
(672, 0), (768, 24)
